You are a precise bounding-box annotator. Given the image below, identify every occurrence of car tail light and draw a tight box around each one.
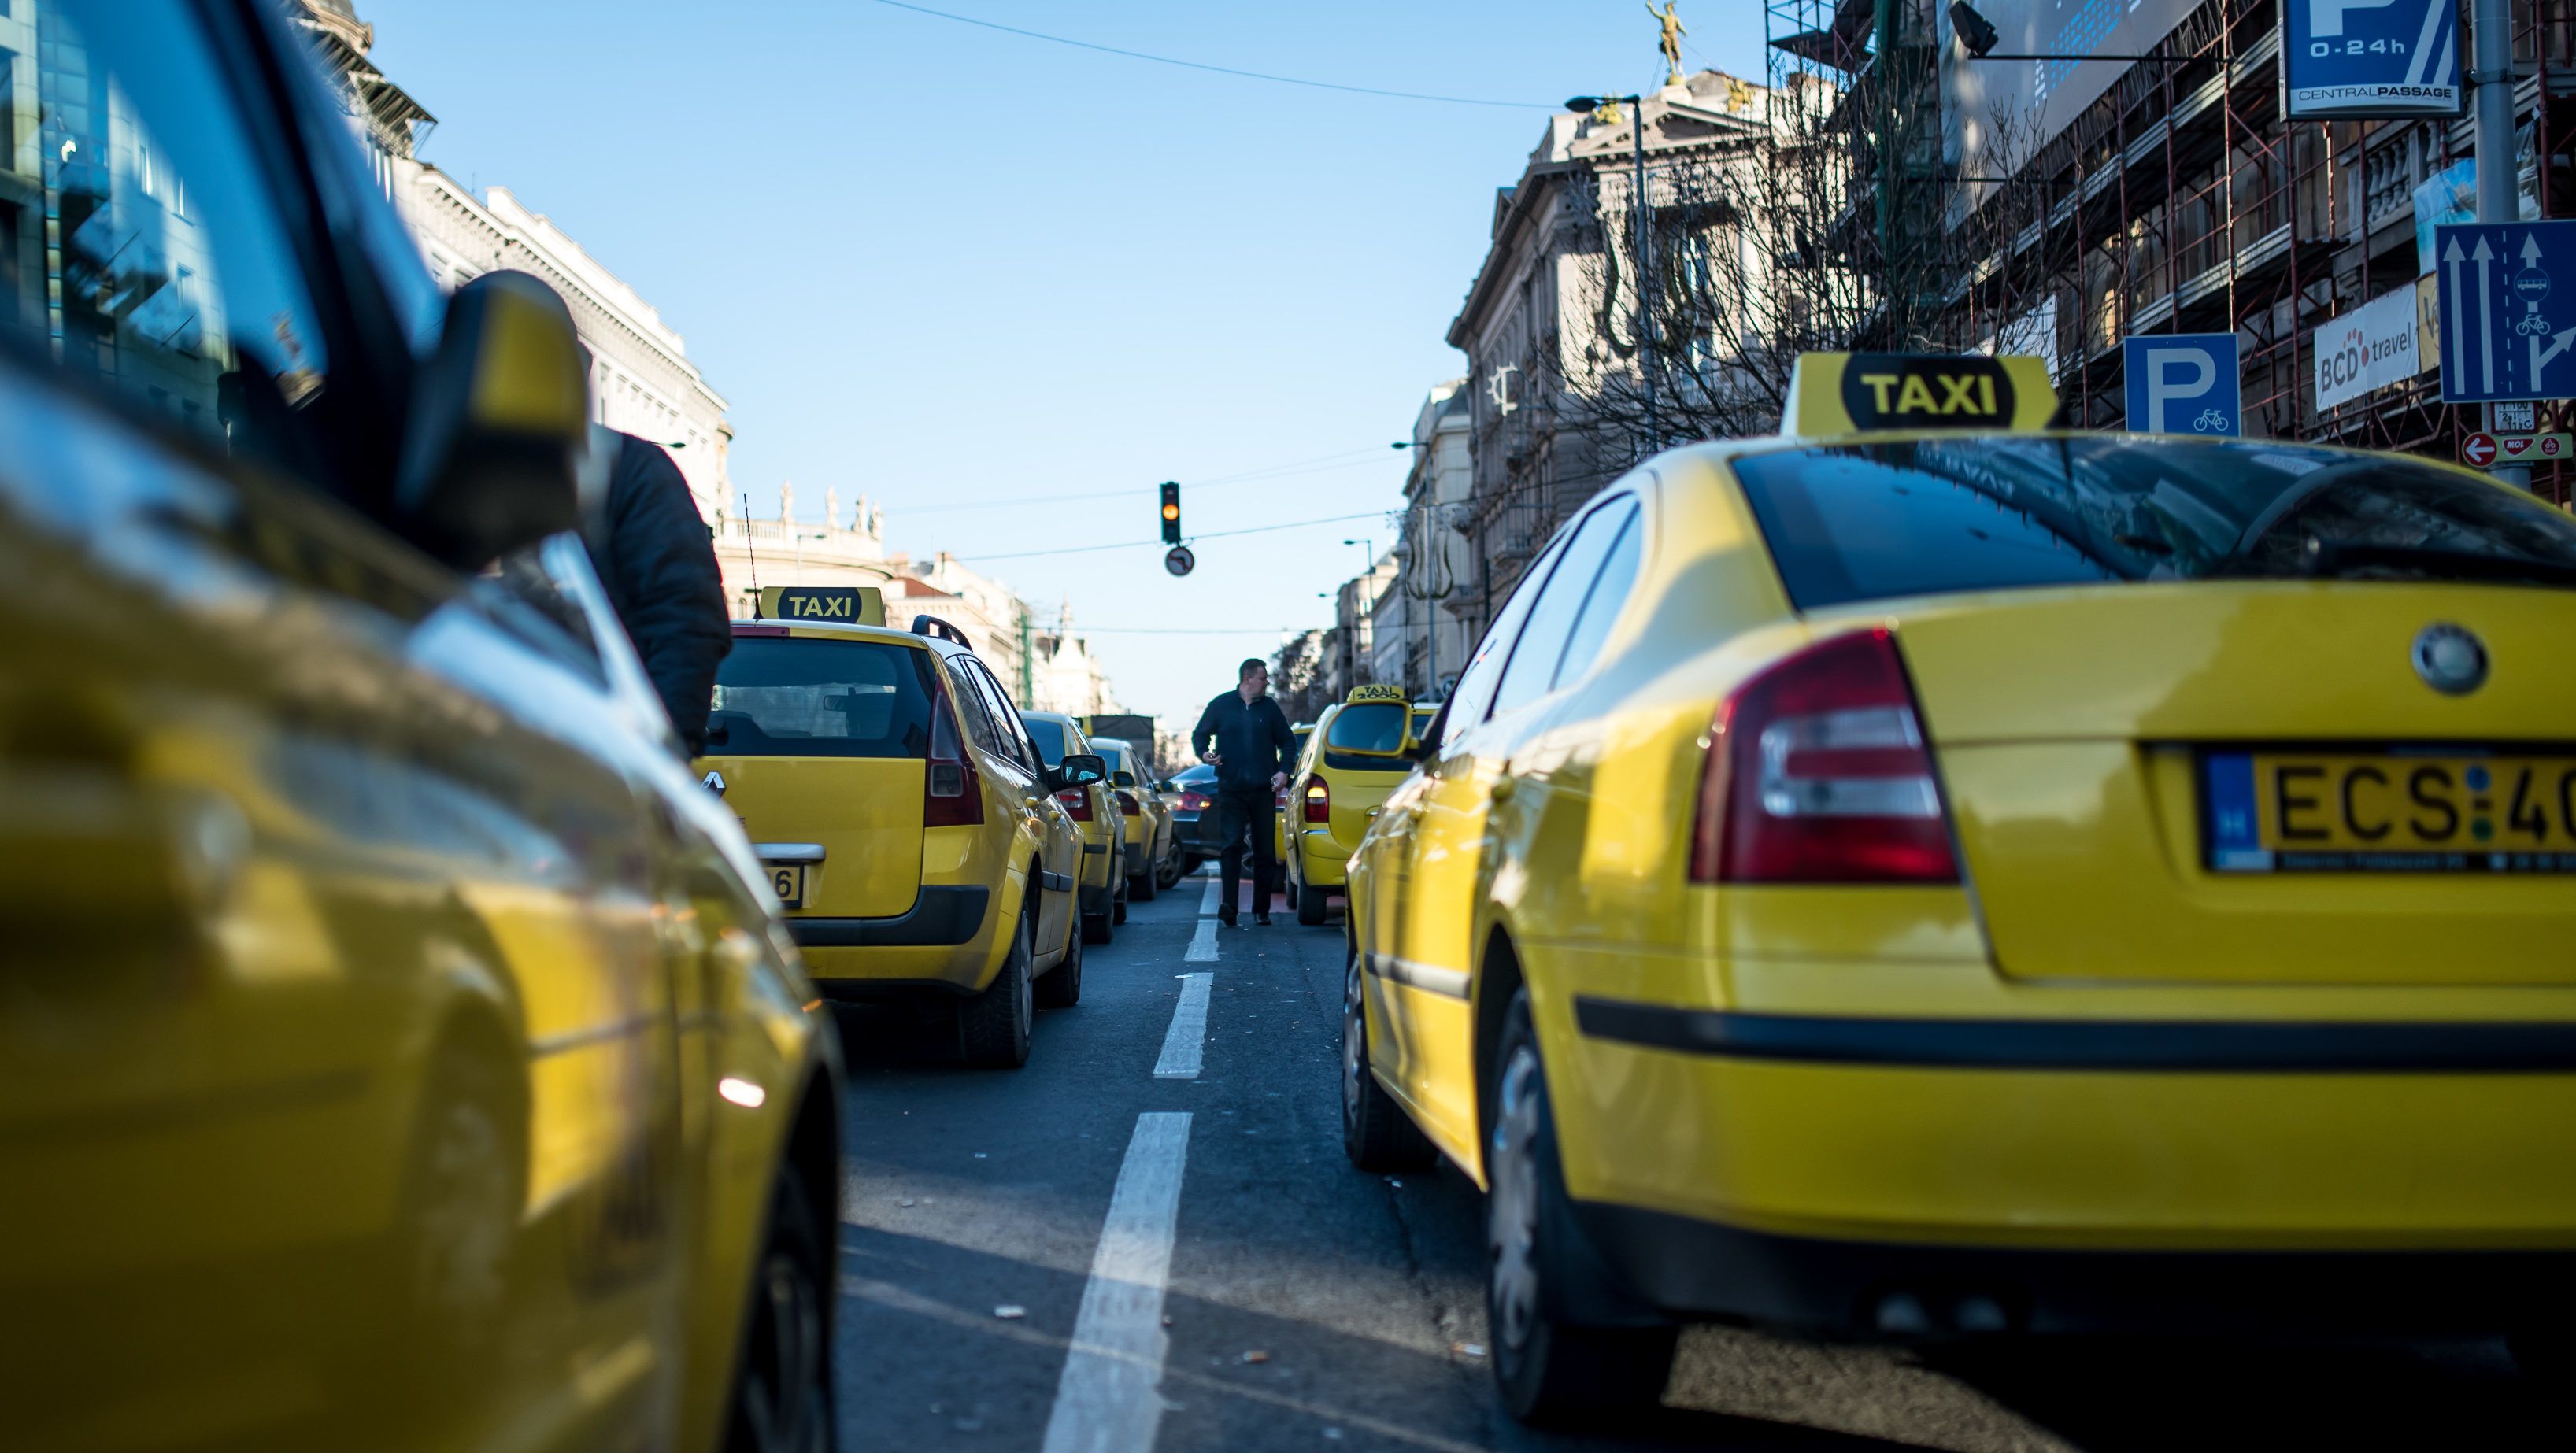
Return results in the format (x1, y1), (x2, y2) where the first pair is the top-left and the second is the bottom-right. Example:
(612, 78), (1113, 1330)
(1176, 791), (1208, 811)
(1690, 628), (1956, 884)
(1115, 790), (1141, 815)
(1304, 777), (1330, 823)
(923, 668), (983, 827)
(1057, 789), (1094, 821)
(1274, 784), (1288, 811)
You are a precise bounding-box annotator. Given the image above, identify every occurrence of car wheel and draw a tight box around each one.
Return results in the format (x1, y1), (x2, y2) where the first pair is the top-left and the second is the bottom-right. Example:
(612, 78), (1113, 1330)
(1297, 877), (1328, 926)
(1156, 849), (1185, 890)
(959, 915), (1033, 1067)
(397, 1035), (523, 1388)
(1487, 990), (1676, 1425)
(1081, 908), (1112, 945)
(726, 1158), (834, 1453)
(1035, 911), (1082, 1008)
(1133, 861), (1159, 902)
(1282, 878), (1300, 911)
(1342, 941), (1436, 1172)
(1114, 889), (1128, 926)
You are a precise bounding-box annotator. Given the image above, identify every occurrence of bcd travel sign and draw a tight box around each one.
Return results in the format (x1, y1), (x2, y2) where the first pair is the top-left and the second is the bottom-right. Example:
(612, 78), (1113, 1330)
(2313, 286), (2422, 412)
(2283, 0), (2463, 120)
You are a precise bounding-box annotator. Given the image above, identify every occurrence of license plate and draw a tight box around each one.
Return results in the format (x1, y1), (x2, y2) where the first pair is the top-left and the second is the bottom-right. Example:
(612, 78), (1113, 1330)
(2204, 750), (2576, 873)
(765, 863), (807, 908)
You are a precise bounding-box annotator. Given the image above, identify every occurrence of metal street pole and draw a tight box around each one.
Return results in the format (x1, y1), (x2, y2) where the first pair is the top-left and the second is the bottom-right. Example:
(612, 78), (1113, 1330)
(2474, 0), (2532, 486)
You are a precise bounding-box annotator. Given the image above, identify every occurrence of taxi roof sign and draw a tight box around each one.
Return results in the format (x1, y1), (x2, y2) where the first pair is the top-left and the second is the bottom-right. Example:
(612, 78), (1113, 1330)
(757, 585), (885, 626)
(1346, 683), (1408, 704)
(1781, 353), (2059, 437)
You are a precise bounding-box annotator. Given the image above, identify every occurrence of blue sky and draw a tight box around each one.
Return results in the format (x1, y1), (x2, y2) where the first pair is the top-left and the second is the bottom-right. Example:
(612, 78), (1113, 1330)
(364, 0), (1771, 723)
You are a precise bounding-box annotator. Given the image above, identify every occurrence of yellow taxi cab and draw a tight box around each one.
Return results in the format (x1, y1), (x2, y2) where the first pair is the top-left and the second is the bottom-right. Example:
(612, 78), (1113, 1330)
(1097, 738), (1181, 901)
(3, 3), (842, 1444)
(1340, 351), (2576, 1422)
(698, 593), (1096, 1067)
(1282, 686), (1441, 926)
(1022, 712), (1130, 940)
(1273, 722), (1316, 865)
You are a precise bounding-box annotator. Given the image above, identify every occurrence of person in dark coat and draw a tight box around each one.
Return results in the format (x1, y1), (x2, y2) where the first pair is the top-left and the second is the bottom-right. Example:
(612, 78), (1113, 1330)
(1190, 657), (1297, 926)
(583, 428), (731, 756)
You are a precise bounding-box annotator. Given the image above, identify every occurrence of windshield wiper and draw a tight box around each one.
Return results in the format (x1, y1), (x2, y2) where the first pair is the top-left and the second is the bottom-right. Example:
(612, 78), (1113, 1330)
(2299, 538), (2576, 586)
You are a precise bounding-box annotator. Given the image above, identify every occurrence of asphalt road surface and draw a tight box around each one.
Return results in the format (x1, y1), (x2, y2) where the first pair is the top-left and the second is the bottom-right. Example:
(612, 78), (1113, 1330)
(826, 869), (2564, 1451)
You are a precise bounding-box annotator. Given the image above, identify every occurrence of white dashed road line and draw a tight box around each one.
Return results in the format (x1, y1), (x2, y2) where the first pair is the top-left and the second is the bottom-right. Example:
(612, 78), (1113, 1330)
(1199, 878), (1220, 915)
(1185, 918), (1219, 963)
(1039, 1111), (1194, 1453)
(1153, 973), (1213, 1080)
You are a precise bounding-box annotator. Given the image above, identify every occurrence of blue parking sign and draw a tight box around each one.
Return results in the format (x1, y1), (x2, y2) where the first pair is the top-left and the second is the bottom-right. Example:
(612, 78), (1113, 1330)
(2123, 334), (2241, 435)
(2283, 0), (2463, 119)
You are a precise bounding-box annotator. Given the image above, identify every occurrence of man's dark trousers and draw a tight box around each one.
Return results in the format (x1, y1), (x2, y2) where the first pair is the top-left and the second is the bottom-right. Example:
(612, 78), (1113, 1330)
(1213, 785), (1277, 920)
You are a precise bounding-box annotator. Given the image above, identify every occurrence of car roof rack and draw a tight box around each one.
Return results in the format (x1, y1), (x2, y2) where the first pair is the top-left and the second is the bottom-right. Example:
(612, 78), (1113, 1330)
(911, 614), (974, 650)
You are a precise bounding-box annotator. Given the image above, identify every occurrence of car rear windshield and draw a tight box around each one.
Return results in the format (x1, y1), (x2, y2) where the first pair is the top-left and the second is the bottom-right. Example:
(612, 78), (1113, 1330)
(708, 639), (935, 758)
(1730, 438), (2576, 611)
(1023, 717), (1071, 767)
(1326, 703), (1408, 753)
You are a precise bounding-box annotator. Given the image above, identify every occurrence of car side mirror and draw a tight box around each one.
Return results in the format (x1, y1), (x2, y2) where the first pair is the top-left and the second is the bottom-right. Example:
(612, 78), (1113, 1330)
(1401, 739), (1435, 763)
(394, 271), (589, 568)
(1053, 753), (1106, 790)
(1157, 778), (1177, 792)
(1112, 770), (1137, 788)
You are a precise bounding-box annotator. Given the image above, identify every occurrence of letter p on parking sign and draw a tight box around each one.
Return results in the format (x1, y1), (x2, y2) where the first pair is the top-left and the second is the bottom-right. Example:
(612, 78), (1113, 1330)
(2123, 334), (2241, 435)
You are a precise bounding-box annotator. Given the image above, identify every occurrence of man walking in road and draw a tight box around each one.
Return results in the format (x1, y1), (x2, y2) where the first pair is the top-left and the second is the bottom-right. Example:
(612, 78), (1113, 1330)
(582, 424), (731, 756)
(1192, 657), (1297, 926)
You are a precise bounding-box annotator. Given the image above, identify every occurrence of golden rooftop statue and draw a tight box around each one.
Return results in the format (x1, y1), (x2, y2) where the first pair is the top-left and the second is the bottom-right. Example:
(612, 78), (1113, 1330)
(1648, 2), (1687, 87)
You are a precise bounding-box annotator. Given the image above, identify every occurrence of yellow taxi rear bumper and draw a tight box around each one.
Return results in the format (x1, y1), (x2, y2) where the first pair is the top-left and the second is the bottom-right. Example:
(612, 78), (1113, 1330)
(791, 885), (1005, 994)
(1538, 952), (2576, 1252)
(1531, 953), (2576, 1335)
(1296, 829), (1350, 888)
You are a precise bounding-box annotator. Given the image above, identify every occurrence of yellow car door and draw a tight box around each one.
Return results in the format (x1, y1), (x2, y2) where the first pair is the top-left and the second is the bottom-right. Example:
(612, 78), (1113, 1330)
(1389, 501), (1636, 1166)
(957, 656), (1079, 962)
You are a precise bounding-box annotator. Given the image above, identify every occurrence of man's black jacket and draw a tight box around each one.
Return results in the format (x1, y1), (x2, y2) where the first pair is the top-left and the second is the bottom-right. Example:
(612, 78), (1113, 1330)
(1190, 690), (1297, 792)
(583, 431), (731, 755)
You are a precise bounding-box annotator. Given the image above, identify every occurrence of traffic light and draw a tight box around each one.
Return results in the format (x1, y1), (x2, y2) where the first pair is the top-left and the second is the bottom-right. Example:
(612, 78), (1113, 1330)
(1159, 481), (1181, 544)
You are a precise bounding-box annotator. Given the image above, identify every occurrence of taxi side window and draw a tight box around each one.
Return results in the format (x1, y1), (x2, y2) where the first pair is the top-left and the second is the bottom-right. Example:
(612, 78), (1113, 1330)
(13, 0), (339, 486)
(1437, 533), (1569, 741)
(963, 660), (1034, 774)
(942, 655), (1008, 760)
(1548, 501), (1642, 691)
(1490, 496), (1634, 718)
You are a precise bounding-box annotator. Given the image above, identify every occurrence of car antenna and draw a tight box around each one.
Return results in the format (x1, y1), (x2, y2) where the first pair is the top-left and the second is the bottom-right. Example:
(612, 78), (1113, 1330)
(741, 490), (762, 617)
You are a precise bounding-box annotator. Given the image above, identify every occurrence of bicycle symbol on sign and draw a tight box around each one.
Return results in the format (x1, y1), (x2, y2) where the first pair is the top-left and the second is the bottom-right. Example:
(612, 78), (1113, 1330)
(2191, 408), (2229, 432)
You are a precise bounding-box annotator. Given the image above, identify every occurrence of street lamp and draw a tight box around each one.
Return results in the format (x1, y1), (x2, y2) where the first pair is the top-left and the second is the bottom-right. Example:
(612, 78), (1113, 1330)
(1565, 95), (1659, 452)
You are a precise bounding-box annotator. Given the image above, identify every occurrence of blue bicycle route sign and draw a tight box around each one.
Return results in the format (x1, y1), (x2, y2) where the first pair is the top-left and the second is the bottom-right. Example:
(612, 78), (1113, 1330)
(2434, 220), (2576, 405)
(2282, 0), (2463, 120)
(2123, 334), (2241, 434)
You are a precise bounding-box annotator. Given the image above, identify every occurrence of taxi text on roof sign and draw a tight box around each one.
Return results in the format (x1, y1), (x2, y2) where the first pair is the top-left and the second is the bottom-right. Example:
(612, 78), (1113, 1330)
(1781, 353), (2060, 437)
(1347, 684), (1409, 703)
(757, 585), (886, 625)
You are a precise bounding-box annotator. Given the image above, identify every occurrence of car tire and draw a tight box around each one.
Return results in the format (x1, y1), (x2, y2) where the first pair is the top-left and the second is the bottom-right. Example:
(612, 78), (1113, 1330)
(1114, 889), (1128, 926)
(1487, 989), (1677, 1426)
(1297, 878), (1328, 926)
(1035, 912), (1082, 1008)
(396, 1033), (524, 1388)
(2511, 1329), (2576, 1384)
(1156, 849), (1185, 890)
(1282, 878), (1300, 912)
(959, 915), (1033, 1067)
(1342, 941), (1437, 1172)
(725, 1157), (835, 1453)
(1081, 905), (1113, 945)
(1132, 861), (1158, 902)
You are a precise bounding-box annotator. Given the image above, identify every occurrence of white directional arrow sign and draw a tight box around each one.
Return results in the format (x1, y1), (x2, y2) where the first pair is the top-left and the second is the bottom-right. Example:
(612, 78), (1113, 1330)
(2437, 220), (2576, 404)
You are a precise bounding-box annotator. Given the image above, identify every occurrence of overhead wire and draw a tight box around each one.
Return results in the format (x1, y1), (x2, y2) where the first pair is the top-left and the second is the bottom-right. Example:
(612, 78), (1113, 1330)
(868, 0), (1553, 110)
(880, 445), (1403, 516)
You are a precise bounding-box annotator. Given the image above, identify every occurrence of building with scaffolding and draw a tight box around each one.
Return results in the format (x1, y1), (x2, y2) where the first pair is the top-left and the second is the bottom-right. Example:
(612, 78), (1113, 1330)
(1765, 0), (2576, 503)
